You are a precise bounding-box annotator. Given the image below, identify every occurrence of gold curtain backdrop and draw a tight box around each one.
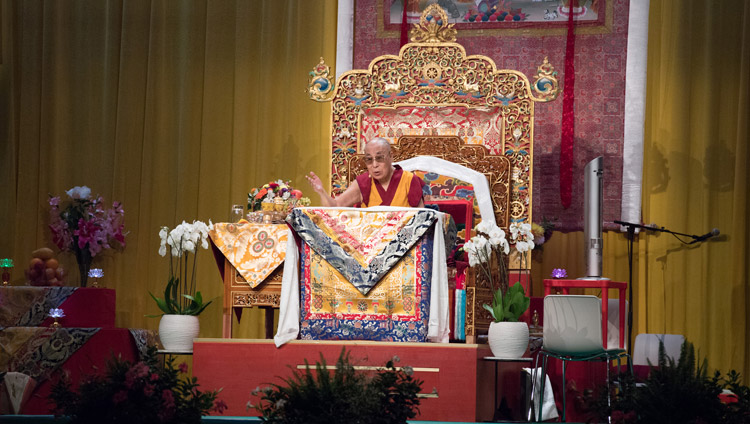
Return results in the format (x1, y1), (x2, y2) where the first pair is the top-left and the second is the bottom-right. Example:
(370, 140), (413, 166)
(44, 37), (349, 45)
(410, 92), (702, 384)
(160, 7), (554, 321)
(0, 0), (337, 339)
(1, 0), (749, 378)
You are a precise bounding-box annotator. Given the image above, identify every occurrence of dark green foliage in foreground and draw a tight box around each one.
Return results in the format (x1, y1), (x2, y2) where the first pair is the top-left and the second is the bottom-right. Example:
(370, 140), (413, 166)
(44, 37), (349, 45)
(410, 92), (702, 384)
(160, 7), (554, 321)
(49, 346), (224, 424)
(588, 340), (750, 424)
(251, 348), (422, 424)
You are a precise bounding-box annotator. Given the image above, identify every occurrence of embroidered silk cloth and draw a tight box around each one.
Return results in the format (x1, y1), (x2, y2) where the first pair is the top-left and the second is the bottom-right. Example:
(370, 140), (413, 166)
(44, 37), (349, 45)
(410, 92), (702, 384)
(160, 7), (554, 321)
(275, 207), (451, 346)
(0, 327), (100, 383)
(208, 223), (288, 288)
(0, 287), (76, 327)
(286, 208), (438, 295)
(298, 236), (432, 342)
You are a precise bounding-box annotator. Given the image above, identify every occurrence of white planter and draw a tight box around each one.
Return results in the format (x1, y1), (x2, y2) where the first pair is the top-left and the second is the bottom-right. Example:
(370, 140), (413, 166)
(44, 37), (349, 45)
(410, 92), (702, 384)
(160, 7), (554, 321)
(158, 314), (200, 352)
(487, 321), (529, 358)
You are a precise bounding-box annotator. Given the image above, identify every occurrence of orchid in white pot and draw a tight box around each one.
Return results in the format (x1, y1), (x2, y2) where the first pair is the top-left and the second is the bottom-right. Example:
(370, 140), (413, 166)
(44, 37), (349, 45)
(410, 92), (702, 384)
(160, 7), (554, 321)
(150, 220), (215, 316)
(463, 220), (533, 358)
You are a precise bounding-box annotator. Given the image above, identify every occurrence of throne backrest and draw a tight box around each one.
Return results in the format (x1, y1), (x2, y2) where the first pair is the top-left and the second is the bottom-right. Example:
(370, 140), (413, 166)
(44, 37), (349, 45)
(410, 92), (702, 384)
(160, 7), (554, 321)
(347, 135), (510, 230)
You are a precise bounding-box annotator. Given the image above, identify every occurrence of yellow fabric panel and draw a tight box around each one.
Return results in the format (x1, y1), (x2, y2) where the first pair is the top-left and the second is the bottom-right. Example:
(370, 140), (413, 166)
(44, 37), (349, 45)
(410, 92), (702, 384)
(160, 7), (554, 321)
(0, 1), (337, 340)
(637, 0), (750, 376)
(534, 1), (750, 377)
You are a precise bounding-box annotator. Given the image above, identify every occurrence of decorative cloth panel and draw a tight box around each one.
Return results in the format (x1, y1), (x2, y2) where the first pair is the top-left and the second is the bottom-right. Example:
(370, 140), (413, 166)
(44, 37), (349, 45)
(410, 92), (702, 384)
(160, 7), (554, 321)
(287, 208), (438, 296)
(208, 223), (288, 288)
(0, 287), (76, 327)
(298, 235), (433, 342)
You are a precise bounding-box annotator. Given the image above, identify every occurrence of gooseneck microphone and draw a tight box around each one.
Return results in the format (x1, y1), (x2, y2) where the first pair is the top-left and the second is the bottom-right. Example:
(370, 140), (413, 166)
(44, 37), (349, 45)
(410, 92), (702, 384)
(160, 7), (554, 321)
(689, 228), (720, 244)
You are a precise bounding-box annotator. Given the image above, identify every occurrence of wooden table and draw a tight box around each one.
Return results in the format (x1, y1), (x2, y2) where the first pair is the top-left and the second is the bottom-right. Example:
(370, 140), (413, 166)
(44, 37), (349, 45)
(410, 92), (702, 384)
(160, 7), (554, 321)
(543, 279), (627, 349)
(209, 223), (287, 339)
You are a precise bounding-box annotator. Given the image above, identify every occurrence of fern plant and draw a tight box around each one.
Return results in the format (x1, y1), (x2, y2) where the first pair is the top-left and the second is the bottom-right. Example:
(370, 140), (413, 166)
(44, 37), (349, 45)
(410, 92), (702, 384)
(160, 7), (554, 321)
(588, 339), (750, 424)
(250, 348), (422, 424)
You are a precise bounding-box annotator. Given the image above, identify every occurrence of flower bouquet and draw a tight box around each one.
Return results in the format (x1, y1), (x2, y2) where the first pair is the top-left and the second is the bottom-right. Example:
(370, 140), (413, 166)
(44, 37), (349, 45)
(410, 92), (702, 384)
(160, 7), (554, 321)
(48, 186), (126, 286)
(247, 179), (311, 214)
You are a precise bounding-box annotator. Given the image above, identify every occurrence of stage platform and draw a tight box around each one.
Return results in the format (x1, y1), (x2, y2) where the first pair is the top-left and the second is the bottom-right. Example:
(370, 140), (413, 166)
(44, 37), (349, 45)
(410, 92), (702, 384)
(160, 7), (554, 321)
(192, 339), (532, 422)
(0, 416), (590, 423)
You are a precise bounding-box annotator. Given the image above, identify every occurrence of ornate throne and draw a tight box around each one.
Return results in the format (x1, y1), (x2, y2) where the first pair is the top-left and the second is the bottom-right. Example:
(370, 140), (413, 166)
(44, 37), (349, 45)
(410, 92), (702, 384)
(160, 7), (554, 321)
(307, 5), (558, 342)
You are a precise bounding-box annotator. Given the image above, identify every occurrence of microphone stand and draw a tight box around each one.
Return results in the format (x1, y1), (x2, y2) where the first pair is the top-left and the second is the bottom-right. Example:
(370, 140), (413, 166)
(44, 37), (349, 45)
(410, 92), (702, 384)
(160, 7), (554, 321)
(612, 220), (702, 353)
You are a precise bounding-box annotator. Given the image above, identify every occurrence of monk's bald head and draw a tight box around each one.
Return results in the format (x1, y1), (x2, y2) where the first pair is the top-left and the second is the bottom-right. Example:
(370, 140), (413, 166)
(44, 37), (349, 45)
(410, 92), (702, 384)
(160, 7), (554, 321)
(365, 137), (390, 152)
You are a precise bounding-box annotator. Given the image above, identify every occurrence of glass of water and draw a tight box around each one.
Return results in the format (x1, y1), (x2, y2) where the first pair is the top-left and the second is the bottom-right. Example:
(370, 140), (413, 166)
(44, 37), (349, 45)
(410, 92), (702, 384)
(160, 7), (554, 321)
(231, 204), (244, 223)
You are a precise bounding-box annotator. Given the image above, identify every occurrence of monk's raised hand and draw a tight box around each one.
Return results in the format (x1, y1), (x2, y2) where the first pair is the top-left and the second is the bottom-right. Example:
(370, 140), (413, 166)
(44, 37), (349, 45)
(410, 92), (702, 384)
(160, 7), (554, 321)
(306, 172), (325, 193)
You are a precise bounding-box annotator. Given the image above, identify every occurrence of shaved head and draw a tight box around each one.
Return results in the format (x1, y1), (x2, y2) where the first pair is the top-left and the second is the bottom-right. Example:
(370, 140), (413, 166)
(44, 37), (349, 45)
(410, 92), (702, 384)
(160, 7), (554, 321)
(365, 137), (391, 152)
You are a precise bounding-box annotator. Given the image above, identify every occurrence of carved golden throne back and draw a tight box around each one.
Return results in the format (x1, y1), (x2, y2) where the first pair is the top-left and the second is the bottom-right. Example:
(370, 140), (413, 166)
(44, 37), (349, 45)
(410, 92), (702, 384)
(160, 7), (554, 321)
(307, 4), (559, 342)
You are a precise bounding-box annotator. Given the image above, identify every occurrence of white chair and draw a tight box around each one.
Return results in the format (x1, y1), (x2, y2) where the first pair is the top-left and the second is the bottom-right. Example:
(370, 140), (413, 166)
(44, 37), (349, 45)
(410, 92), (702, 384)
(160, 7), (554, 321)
(633, 333), (685, 366)
(534, 295), (632, 422)
(606, 298), (629, 350)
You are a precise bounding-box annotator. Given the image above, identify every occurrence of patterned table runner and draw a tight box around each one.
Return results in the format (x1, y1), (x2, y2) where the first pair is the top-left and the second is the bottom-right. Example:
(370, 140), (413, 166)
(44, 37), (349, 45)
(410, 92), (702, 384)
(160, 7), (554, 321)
(208, 223), (288, 288)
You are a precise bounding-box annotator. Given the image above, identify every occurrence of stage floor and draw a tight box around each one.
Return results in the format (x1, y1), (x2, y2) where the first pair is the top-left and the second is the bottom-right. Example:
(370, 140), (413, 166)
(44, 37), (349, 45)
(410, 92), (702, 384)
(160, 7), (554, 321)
(192, 338), (533, 422)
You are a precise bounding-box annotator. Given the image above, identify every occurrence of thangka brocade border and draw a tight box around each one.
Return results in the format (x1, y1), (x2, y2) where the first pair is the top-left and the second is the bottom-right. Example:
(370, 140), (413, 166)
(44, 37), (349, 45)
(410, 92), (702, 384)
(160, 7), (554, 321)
(298, 236), (432, 342)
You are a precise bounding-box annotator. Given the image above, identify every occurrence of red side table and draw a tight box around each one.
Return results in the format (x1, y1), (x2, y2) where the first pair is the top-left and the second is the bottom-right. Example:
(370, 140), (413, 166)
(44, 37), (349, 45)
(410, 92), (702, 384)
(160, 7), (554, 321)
(543, 279), (627, 349)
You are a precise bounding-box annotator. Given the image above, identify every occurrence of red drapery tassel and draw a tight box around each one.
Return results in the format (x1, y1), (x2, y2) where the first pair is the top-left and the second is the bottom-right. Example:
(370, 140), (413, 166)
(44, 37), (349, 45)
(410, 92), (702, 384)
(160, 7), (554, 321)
(400, 0), (409, 47)
(560, 3), (578, 209)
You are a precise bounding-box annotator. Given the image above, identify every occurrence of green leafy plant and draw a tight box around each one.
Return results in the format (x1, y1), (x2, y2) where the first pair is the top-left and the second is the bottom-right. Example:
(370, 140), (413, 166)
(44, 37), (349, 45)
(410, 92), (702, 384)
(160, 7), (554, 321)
(149, 221), (215, 316)
(588, 339), (750, 424)
(50, 346), (226, 424)
(250, 348), (423, 424)
(483, 281), (530, 323)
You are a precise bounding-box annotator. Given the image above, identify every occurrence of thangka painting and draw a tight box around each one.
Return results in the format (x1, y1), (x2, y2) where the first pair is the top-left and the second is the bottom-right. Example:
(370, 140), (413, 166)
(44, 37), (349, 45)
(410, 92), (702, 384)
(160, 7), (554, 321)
(384, 0), (608, 32)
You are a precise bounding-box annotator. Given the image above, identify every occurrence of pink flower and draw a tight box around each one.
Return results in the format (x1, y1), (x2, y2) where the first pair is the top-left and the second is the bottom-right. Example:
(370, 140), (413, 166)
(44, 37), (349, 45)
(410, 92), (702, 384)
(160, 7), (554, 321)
(178, 363), (189, 373)
(49, 196), (60, 206)
(143, 383), (155, 397)
(161, 389), (175, 409)
(150, 373), (159, 381)
(213, 399), (228, 414)
(74, 218), (98, 250)
(113, 390), (128, 404)
(125, 362), (150, 387)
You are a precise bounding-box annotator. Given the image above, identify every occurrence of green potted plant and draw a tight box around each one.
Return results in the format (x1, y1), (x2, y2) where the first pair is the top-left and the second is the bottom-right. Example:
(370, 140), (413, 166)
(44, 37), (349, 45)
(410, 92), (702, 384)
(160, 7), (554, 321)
(588, 339), (750, 424)
(150, 220), (214, 352)
(463, 220), (532, 357)
(249, 348), (422, 424)
(50, 346), (226, 424)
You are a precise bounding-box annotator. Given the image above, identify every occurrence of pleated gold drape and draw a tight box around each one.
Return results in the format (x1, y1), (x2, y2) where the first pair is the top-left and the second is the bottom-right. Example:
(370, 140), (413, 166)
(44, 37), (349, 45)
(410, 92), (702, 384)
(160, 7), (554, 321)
(0, 0), (337, 339)
(534, 0), (750, 376)
(639, 0), (749, 377)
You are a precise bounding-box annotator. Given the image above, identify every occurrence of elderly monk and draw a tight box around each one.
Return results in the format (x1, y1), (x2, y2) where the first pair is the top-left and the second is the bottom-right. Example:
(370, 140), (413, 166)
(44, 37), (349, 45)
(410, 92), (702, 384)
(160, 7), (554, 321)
(306, 137), (425, 208)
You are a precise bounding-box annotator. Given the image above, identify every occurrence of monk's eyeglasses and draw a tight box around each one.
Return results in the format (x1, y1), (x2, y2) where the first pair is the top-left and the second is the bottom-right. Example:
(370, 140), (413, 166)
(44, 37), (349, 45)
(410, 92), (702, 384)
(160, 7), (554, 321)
(364, 155), (388, 165)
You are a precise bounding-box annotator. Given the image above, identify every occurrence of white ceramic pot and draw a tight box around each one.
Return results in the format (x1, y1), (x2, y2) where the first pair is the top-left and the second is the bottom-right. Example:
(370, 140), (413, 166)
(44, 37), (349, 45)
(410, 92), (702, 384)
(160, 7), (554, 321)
(158, 314), (200, 352)
(487, 321), (529, 358)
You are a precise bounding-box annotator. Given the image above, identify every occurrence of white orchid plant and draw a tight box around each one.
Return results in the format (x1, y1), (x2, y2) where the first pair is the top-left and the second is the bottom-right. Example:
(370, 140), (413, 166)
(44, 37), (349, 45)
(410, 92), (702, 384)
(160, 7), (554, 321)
(150, 220), (215, 316)
(463, 220), (533, 323)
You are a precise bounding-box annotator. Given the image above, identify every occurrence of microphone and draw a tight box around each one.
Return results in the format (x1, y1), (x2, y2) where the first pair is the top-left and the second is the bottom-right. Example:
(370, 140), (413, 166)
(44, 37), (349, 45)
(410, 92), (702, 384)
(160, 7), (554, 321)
(689, 228), (720, 244)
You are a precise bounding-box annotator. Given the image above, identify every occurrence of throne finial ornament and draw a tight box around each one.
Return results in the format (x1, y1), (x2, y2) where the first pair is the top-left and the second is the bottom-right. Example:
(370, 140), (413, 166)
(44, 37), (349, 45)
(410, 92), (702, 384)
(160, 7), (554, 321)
(409, 4), (457, 43)
(531, 56), (560, 102)
(307, 57), (335, 102)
